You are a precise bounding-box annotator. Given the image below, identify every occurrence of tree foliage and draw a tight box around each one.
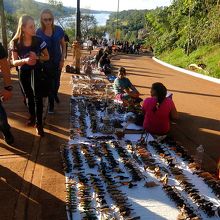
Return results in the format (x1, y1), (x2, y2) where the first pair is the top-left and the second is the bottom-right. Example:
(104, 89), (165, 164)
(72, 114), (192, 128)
(145, 0), (220, 55)
(81, 15), (98, 39)
(48, 0), (63, 15)
(106, 10), (148, 42)
(64, 15), (104, 41)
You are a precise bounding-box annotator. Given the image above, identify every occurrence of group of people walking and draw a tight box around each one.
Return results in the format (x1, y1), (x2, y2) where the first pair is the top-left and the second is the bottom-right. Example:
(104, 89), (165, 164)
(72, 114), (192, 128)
(0, 9), (66, 142)
(116, 41), (142, 54)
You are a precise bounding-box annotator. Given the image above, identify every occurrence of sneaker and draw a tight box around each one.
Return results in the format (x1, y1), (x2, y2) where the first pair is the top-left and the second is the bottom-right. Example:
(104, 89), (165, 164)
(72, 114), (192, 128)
(26, 115), (36, 126)
(54, 96), (60, 104)
(36, 125), (45, 137)
(3, 130), (14, 145)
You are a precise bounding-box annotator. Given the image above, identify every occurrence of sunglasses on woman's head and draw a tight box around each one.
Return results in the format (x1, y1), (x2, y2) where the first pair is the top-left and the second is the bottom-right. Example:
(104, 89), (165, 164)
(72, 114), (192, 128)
(43, 18), (52, 22)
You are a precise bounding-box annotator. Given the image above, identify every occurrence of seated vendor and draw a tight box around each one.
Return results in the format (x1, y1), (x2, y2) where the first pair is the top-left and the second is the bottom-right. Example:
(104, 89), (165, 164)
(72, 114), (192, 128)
(95, 48), (104, 65)
(142, 82), (178, 135)
(113, 67), (141, 105)
(99, 52), (110, 68)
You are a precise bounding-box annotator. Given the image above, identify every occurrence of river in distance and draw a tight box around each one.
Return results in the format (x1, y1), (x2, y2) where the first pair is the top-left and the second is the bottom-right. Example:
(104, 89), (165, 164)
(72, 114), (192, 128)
(59, 13), (110, 28)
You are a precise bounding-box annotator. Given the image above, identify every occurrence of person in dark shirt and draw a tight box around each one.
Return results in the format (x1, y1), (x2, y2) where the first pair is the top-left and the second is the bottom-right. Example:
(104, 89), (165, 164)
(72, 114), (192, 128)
(99, 52), (110, 68)
(0, 43), (14, 145)
(95, 48), (104, 66)
(10, 15), (49, 136)
(98, 52), (111, 75)
(37, 9), (66, 112)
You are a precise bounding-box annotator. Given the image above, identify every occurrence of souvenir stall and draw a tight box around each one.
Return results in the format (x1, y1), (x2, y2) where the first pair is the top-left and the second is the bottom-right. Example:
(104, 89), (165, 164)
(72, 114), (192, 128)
(61, 61), (220, 220)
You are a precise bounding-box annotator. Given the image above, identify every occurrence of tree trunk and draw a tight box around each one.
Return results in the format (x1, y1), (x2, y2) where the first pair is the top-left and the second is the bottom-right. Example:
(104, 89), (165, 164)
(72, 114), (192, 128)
(0, 0), (7, 50)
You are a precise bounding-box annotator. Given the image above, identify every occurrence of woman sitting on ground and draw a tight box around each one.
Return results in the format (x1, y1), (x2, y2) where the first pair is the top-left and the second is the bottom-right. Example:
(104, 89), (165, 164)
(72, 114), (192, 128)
(99, 52), (110, 68)
(142, 82), (178, 135)
(113, 67), (141, 105)
(99, 52), (111, 75)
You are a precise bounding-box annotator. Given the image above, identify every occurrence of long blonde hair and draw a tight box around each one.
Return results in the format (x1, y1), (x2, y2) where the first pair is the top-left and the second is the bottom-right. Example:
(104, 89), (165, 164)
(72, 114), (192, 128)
(10, 15), (34, 46)
(40, 9), (55, 32)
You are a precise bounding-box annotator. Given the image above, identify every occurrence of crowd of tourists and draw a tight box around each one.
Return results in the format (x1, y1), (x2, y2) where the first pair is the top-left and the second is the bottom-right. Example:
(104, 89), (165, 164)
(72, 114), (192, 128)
(0, 8), (177, 146)
(85, 38), (143, 55)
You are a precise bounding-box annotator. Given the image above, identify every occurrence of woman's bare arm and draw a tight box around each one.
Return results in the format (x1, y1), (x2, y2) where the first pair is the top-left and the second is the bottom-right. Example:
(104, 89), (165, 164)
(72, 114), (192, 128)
(11, 51), (27, 66)
(60, 37), (66, 61)
(59, 37), (66, 69)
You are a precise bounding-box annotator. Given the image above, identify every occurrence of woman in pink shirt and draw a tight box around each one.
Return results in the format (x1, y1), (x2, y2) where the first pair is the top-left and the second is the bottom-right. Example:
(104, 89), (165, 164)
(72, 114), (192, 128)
(142, 82), (178, 135)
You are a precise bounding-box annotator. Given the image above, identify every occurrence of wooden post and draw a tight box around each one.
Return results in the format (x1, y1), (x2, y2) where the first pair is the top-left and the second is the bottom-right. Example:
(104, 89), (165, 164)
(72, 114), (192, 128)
(0, 0), (7, 50)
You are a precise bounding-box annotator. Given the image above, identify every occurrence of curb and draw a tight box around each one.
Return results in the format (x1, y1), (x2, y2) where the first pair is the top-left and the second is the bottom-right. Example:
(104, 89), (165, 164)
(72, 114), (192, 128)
(152, 57), (220, 85)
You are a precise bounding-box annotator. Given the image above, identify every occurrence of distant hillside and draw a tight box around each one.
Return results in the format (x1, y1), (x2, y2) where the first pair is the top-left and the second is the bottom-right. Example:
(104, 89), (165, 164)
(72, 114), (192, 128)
(3, 0), (112, 16)
(106, 9), (148, 42)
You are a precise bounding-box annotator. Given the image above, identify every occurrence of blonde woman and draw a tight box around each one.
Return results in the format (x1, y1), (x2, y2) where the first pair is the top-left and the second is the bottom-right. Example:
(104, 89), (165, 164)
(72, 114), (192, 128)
(10, 15), (49, 136)
(37, 9), (66, 113)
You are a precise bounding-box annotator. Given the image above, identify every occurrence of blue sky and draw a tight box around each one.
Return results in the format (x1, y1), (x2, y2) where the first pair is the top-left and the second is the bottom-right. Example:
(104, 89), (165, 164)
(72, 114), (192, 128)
(36, 0), (172, 11)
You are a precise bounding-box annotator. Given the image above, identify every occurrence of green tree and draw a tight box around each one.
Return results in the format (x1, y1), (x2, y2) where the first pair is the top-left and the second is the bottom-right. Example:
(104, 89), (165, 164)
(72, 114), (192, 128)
(6, 13), (17, 39)
(48, 0), (63, 16)
(16, 0), (40, 18)
(81, 15), (97, 39)
(106, 10), (147, 42)
(144, 0), (220, 55)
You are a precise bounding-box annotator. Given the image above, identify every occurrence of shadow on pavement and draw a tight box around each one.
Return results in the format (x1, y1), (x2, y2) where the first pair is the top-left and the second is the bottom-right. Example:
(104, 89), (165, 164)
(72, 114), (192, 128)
(170, 112), (220, 170)
(134, 84), (220, 99)
(127, 72), (164, 78)
(0, 165), (66, 220)
(0, 71), (70, 219)
(0, 91), (70, 174)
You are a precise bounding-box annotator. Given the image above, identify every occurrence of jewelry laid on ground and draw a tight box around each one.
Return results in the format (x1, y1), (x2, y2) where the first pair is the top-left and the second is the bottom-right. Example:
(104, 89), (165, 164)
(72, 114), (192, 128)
(60, 60), (220, 220)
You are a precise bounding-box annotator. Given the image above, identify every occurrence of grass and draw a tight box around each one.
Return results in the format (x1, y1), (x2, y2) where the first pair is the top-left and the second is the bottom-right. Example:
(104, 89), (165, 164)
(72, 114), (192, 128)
(158, 44), (220, 78)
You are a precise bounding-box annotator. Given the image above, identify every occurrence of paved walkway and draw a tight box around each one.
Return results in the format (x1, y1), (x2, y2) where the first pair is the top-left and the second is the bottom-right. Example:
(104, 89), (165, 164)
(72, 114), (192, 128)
(112, 54), (220, 172)
(0, 58), (72, 219)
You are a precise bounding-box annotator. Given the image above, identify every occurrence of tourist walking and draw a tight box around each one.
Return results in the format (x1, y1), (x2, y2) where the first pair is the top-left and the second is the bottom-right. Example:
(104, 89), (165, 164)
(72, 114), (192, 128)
(10, 15), (49, 136)
(37, 9), (66, 113)
(87, 38), (93, 55)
